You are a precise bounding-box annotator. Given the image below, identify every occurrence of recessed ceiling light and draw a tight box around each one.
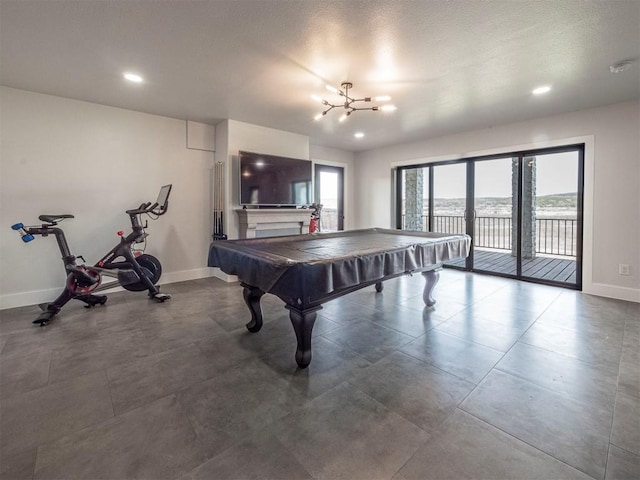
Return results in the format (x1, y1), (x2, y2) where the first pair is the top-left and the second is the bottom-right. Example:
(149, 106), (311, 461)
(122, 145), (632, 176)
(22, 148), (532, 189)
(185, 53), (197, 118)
(123, 72), (143, 83)
(354, 132), (365, 138)
(532, 85), (551, 95)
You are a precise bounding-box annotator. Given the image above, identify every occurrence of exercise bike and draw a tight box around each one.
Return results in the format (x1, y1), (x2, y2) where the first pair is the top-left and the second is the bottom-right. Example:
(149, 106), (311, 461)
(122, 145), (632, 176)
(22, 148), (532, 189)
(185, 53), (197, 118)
(11, 185), (173, 326)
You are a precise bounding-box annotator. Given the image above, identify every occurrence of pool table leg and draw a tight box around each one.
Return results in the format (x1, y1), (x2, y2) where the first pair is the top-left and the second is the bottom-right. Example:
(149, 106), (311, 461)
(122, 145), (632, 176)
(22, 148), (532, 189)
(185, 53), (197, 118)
(287, 306), (321, 369)
(422, 268), (441, 307)
(242, 283), (265, 332)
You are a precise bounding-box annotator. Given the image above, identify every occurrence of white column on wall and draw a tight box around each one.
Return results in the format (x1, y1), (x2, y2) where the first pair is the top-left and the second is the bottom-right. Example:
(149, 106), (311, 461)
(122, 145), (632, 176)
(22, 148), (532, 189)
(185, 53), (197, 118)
(218, 120), (310, 241)
(186, 120), (216, 245)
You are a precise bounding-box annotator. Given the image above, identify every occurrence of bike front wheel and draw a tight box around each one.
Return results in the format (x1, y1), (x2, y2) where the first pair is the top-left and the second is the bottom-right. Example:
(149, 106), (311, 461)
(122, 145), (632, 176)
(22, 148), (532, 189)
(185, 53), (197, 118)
(121, 254), (162, 292)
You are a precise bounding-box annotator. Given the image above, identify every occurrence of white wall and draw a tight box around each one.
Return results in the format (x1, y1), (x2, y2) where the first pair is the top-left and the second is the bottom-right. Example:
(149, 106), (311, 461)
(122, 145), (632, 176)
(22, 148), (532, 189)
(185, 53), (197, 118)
(309, 145), (355, 230)
(216, 119), (310, 240)
(354, 100), (640, 302)
(0, 87), (214, 309)
(4, 87), (635, 306)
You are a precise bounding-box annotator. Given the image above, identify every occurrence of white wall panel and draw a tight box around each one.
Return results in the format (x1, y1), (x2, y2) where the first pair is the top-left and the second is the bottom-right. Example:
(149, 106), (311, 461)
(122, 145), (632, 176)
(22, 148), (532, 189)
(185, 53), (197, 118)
(0, 87), (214, 308)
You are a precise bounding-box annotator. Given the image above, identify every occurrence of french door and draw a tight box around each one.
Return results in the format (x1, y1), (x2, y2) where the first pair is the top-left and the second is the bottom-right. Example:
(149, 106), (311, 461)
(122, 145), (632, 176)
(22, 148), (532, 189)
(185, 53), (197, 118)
(396, 145), (584, 289)
(314, 164), (344, 231)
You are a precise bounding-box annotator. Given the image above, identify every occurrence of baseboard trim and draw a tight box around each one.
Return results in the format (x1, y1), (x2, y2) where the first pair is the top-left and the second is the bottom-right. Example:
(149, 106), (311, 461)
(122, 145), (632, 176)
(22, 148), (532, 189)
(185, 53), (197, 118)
(159, 267), (215, 285)
(0, 267), (218, 310)
(583, 282), (640, 303)
(211, 267), (237, 283)
(6, 269), (634, 308)
(0, 287), (62, 311)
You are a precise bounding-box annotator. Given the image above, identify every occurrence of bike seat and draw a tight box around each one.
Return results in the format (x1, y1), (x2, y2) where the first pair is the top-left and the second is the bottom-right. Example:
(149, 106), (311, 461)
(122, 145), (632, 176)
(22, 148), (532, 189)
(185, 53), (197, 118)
(39, 214), (74, 224)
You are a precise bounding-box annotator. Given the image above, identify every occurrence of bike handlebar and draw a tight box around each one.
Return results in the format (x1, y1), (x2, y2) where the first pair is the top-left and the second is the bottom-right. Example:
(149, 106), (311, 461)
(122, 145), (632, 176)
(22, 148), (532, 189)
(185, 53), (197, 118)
(125, 185), (171, 217)
(125, 202), (161, 216)
(11, 223), (35, 242)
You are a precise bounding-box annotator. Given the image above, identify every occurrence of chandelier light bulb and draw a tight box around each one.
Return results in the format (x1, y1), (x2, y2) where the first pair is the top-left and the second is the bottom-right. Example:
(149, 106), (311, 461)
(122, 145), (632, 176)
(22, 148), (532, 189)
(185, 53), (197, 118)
(338, 113), (348, 122)
(325, 84), (339, 94)
(313, 113), (324, 121)
(311, 94), (323, 103)
(374, 95), (391, 102)
(380, 105), (397, 112)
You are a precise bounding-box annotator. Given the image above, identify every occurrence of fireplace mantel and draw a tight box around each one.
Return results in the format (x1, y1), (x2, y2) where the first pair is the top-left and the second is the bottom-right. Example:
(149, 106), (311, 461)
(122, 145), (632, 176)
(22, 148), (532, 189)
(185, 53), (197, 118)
(236, 208), (311, 239)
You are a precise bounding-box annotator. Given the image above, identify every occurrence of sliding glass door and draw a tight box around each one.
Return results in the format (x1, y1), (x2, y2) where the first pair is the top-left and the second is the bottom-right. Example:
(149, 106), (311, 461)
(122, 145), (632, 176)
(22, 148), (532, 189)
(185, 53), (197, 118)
(520, 150), (582, 285)
(432, 163), (467, 235)
(396, 145), (583, 289)
(472, 157), (518, 276)
(431, 163), (469, 268)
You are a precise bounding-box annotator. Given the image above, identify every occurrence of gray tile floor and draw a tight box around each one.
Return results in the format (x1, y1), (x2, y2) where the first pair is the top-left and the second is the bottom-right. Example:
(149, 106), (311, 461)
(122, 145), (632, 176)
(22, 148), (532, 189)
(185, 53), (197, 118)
(1, 270), (638, 480)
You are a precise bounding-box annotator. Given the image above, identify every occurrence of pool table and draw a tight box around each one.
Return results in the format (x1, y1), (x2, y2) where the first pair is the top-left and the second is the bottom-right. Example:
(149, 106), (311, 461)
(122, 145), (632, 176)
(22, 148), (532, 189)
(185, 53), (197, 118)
(208, 228), (471, 368)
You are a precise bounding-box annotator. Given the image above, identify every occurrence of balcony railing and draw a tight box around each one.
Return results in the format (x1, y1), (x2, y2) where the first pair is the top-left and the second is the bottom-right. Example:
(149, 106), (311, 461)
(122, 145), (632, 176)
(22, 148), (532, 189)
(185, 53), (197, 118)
(401, 215), (577, 257)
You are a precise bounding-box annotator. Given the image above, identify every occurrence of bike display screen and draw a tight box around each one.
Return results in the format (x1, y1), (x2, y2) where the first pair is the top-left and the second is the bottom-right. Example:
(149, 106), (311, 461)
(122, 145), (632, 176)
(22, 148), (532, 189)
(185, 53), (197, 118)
(156, 184), (172, 212)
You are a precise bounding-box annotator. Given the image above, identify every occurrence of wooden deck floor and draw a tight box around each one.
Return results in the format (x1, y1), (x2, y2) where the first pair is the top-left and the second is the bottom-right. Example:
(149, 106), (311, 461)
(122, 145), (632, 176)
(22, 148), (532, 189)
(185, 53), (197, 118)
(445, 248), (577, 284)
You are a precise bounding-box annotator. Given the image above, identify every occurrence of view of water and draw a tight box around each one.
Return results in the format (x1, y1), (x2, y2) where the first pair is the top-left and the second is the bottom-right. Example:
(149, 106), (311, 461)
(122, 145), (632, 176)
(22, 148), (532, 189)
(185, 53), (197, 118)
(428, 193), (578, 218)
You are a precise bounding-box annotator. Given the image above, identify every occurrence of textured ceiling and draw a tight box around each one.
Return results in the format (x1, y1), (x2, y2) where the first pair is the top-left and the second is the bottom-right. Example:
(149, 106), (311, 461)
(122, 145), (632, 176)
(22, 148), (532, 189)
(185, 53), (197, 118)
(1, 0), (638, 152)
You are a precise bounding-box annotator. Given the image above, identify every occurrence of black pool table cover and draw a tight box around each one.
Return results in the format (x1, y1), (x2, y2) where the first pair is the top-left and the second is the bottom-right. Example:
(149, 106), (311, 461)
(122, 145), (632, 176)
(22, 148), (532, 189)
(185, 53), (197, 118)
(208, 228), (471, 309)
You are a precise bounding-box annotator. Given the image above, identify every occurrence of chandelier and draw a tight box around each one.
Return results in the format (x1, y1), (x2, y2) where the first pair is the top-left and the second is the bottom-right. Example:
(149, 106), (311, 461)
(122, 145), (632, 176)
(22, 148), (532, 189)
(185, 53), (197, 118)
(312, 82), (397, 122)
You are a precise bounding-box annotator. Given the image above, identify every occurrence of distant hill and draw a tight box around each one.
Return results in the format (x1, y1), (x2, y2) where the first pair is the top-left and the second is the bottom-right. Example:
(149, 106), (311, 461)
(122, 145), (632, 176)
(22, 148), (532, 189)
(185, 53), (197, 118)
(538, 192), (577, 198)
(536, 193), (577, 210)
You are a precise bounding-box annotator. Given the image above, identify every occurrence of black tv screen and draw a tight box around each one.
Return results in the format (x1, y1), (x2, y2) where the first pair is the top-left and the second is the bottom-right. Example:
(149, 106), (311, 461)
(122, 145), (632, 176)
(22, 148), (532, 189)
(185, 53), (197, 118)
(239, 151), (313, 206)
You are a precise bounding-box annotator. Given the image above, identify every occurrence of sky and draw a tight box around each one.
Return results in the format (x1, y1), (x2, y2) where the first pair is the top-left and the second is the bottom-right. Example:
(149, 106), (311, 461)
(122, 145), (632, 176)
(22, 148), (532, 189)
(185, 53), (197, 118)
(318, 170), (339, 207)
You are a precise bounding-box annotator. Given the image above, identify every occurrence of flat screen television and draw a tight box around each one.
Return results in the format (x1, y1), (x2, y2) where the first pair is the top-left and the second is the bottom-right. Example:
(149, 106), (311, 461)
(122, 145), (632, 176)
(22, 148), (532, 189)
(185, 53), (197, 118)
(239, 150), (313, 206)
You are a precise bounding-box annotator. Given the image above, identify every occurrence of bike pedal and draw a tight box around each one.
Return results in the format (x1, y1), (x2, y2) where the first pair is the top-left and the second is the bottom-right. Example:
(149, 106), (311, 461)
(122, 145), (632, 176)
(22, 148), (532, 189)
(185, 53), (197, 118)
(33, 310), (56, 326)
(152, 293), (171, 302)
